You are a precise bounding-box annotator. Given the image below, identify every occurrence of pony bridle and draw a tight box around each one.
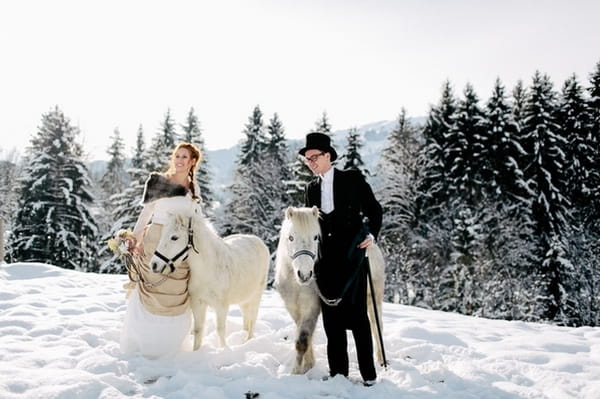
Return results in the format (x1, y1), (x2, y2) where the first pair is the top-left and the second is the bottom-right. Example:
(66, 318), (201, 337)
(291, 249), (317, 262)
(153, 218), (199, 273)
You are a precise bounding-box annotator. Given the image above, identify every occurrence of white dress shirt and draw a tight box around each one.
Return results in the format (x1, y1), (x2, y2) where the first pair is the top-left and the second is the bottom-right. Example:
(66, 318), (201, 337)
(320, 167), (335, 214)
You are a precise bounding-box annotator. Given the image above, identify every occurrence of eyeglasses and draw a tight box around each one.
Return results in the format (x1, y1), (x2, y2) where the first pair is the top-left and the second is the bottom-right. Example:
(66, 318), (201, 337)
(302, 152), (325, 163)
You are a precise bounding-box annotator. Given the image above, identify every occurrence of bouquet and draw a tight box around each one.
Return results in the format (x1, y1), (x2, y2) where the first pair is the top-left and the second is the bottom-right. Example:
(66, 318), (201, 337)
(107, 229), (136, 257)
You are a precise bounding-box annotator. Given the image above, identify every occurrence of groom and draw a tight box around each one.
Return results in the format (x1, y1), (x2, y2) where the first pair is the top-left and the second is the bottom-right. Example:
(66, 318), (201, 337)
(299, 132), (382, 386)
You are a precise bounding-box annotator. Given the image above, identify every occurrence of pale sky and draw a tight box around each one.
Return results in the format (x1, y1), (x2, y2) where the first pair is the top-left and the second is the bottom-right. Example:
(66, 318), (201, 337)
(1, 0), (599, 161)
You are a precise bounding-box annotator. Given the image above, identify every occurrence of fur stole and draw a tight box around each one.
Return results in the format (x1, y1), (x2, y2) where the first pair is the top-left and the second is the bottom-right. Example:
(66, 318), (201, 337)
(140, 172), (188, 205)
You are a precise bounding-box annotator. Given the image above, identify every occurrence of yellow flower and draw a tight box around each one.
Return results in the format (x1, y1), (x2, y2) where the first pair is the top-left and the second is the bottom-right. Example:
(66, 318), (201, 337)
(107, 229), (135, 256)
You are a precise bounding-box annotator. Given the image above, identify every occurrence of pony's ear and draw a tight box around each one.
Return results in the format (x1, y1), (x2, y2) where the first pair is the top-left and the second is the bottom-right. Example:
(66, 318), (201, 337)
(311, 206), (319, 217)
(285, 206), (295, 219)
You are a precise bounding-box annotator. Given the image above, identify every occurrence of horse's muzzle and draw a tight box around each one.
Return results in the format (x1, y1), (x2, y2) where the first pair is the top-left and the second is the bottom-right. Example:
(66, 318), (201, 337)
(151, 259), (167, 274)
(296, 270), (313, 284)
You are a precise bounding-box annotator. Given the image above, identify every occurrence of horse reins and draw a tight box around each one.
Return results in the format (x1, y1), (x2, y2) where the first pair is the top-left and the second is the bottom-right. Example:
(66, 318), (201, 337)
(289, 248), (343, 306)
(153, 218), (198, 273)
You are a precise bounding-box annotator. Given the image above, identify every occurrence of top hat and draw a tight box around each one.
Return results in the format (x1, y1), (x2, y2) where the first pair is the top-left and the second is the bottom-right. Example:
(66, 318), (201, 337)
(298, 132), (337, 161)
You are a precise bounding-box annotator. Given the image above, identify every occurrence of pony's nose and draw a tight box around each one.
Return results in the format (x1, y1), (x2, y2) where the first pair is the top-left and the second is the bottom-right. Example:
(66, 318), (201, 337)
(151, 261), (161, 273)
(297, 270), (313, 283)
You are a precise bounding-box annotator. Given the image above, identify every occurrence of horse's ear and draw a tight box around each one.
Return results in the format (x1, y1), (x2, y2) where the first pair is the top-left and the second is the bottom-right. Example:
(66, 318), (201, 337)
(285, 206), (295, 219)
(311, 206), (319, 217)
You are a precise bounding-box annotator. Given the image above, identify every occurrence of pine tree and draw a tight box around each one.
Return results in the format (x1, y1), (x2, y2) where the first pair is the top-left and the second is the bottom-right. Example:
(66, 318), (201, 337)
(341, 127), (368, 175)
(314, 110), (332, 135)
(445, 83), (487, 204)
(99, 127), (148, 273)
(479, 200), (539, 321)
(0, 151), (20, 250)
(586, 61), (600, 222)
(578, 61), (600, 325)
(100, 128), (127, 197)
(475, 79), (541, 320)
(415, 80), (457, 221)
(410, 81), (457, 310)
(181, 107), (215, 213)
(521, 71), (572, 322)
(6, 106), (99, 270)
(375, 109), (420, 303)
(446, 205), (486, 315)
(484, 78), (528, 202)
(131, 124), (146, 169)
(220, 105), (269, 237)
(238, 105), (267, 166)
(145, 109), (178, 172)
(556, 72), (600, 325)
(261, 113), (294, 281)
(558, 75), (593, 213)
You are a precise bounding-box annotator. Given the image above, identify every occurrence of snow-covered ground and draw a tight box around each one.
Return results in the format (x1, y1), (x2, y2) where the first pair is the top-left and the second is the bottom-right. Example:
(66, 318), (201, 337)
(1, 262), (598, 399)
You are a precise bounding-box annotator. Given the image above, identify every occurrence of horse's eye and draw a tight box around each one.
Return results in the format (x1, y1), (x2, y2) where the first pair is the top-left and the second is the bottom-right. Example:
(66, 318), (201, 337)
(314, 235), (318, 241)
(170, 235), (179, 241)
(288, 235), (294, 242)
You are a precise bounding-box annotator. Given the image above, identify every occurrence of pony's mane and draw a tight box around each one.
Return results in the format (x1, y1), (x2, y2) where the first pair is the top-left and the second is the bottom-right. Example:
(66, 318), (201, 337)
(168, 208), (218, 237)
(282, 208), (321, 236)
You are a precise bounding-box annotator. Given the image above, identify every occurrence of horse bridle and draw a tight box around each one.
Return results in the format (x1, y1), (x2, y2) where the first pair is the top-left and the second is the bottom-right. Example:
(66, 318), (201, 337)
(153, 218), (199, 273)
(290, 249), (317, 261)
(290, 245), (344, 306)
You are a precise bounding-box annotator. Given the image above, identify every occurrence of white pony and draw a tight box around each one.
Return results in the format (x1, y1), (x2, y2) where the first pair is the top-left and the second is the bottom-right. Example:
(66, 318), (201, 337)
(274, 206), (386, 374)
(149, 202), (270, 350)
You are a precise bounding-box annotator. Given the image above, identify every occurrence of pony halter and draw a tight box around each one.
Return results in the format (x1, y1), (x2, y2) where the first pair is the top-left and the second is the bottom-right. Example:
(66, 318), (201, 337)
(290, 249), (317, 261)
(153, 218), (198, 273)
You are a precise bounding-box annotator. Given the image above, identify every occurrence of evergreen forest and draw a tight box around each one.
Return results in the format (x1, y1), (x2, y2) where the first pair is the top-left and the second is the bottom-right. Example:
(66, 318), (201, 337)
(2, 62), (599, 327)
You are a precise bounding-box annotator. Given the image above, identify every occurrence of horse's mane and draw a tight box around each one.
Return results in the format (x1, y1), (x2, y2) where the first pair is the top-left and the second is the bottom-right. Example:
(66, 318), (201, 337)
(281, 207), (321, 237)
(163, 201), (220, 243)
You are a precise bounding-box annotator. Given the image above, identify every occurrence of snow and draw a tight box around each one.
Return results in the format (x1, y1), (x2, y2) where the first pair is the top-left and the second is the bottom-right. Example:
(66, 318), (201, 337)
(1, 262), (599, 399)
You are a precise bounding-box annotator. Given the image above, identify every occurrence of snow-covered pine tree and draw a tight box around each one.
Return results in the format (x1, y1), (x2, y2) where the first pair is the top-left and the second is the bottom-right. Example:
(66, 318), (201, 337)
(446, 204), (486, 315)
(445, 83), (487, 204)
(259, 113), (294, 281)
(410, 82), (457, 309)
(558, 75), (593, 214)
(99, 125), (149, 273)
(6, 106), (99, 270)
(219, 105), (269, 238)
(145, 109), (178, 173)
(253, 112), (294, 253)
(479, 79), (539, 320)
(314, 110), (332, 135)
(556, 73), (600, 326)
(375, 109), (420, 303)
(100, 128), (127, 196)
(264, 112), (294, 214)
(576, 61), (600, 325)
(340, 127), (368, 176)
(521, 71), (573, 323)
(181, 107), (215, 213)
(587, 61), (600, 220)
(0, 151), (20, 255)
(94, 128), (129, 270)
(131, 124), (146, 169)
(478, 200), (539, 321)
(484, 78), (528, 202)
(415, 80), (456, 223)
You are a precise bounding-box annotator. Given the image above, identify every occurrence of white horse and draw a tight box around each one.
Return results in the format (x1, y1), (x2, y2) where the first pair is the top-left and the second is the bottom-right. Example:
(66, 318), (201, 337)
(274, 206), (386, 374)
(149, 203), (270, 350)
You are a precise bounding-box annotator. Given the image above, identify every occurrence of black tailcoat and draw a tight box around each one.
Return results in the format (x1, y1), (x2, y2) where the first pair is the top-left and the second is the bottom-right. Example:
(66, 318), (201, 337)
(305, 168), (382, 301)
(305, 167), (382, 380)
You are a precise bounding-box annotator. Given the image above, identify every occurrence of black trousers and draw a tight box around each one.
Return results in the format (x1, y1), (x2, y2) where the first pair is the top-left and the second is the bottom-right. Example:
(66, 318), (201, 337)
(317, 212), (376, 381)
(320, 277), (376, 381)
